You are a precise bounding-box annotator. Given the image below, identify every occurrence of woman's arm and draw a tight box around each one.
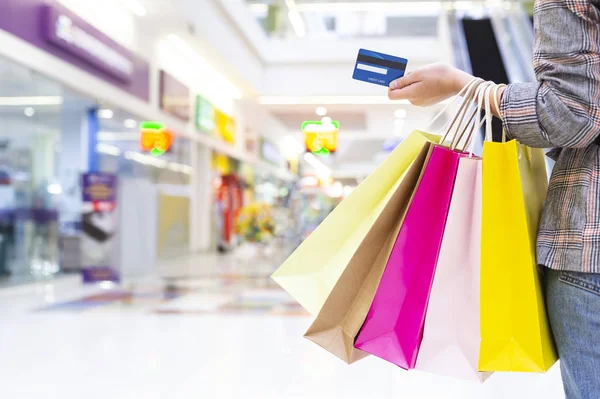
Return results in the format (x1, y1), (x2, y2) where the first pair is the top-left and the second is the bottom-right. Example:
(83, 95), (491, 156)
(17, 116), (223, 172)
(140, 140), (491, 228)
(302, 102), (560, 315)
(389, 0), (600, 149)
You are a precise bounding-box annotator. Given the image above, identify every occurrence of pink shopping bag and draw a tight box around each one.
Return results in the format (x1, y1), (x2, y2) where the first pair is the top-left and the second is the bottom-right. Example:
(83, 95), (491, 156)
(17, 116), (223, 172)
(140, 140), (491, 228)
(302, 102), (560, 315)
(354, 144), (462, 369)
(414, 157), (490, 381)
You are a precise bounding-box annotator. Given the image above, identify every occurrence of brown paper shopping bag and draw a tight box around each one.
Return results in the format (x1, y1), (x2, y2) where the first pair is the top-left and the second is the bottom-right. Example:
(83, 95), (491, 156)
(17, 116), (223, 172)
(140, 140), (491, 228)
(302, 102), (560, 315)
(304, 142), (432, 364)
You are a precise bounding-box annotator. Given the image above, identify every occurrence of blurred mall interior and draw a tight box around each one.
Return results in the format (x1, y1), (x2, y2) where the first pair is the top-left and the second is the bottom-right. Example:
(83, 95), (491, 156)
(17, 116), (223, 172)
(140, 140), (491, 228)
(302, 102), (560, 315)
(0, 0), (564, 398)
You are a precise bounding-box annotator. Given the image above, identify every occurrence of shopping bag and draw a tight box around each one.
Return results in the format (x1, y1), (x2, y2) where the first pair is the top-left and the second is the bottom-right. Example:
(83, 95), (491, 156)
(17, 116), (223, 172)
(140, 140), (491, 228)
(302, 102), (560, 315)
(354, 144), (462, 369)
(304, 143), (432, 364)
(479, 83), (558, 372)
(414, 156), (489, 381)
(271, 130), (440, 316)
(480, 139), (558, 372)
(414, 81), (493, 381)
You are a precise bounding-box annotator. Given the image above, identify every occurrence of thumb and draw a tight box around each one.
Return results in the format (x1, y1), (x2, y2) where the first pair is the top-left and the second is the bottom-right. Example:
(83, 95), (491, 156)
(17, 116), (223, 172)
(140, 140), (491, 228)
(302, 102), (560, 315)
(389, 71), (417, 90)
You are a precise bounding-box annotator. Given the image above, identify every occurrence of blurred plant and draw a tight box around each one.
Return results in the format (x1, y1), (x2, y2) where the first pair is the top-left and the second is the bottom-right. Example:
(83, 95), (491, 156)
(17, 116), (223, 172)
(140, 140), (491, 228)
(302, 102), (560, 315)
(236, 202), (275, 243)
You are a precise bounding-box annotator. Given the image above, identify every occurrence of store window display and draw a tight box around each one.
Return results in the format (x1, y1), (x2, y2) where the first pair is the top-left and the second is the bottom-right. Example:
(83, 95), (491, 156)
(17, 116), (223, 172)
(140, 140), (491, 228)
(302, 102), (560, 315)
(0, 55), (94, 282)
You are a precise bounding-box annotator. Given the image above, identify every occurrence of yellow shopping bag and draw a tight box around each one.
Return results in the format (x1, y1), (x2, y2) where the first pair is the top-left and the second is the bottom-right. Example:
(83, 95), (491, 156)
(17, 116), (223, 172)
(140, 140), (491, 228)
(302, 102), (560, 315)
(272, 130), (440, 315)
(480, 139), (558, 372)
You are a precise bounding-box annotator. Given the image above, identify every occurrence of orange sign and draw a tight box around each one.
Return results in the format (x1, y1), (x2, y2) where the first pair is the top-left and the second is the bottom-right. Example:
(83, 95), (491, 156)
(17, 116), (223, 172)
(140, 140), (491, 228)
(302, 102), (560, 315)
(140, 122), (174, 156)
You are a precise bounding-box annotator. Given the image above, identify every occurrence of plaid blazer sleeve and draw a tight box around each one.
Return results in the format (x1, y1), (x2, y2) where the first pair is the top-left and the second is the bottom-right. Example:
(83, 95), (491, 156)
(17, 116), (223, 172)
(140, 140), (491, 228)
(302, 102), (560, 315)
(500, 0), (600, 149)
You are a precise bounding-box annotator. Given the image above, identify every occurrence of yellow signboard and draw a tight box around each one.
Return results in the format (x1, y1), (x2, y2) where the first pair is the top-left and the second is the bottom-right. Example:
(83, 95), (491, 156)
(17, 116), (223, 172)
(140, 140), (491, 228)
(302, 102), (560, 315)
(215, 110), (236, 144)
(303, 120), (339, 154)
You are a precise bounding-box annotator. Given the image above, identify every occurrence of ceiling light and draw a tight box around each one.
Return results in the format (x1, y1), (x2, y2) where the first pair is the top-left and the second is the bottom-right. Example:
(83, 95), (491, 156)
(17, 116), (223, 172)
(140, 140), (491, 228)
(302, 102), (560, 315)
(394, 109), (408, 119)
(122, 0), (147, 17)
(316, 106), (327, 116)
(97, 132), (139, 141)
(0, 96), (63, 106)
(96, 143), (122, 156)
(24, 107), (35, 117)
(124, 119), (137, 128)
(47, 183), (62, 195)
(167, 34), (243, 100)
(99, 281), (117, 289)
(168, 163), (183, 172)
(97, 109), (114, 119)
(167, 163), (193, 175)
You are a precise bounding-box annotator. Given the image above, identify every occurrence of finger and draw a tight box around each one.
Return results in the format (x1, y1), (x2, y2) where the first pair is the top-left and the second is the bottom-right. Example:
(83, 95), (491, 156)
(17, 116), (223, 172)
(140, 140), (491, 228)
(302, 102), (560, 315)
(388, 82), (423, 101)
(389, 70), (419, 90)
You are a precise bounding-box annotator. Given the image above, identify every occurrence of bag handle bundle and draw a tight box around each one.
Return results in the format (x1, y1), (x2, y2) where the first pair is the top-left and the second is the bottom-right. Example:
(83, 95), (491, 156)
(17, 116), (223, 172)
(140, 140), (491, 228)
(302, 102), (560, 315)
(453, 81), (496, 153)
(423, 78), (483, 137)
(449, 80), (506, 154)
(438, 79), (486, 146)
(426, 79), (502, 153)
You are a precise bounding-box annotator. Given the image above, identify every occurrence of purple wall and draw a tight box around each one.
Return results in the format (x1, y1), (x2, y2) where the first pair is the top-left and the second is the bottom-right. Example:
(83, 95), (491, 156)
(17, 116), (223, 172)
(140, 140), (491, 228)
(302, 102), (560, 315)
(0, 0), (150, 102)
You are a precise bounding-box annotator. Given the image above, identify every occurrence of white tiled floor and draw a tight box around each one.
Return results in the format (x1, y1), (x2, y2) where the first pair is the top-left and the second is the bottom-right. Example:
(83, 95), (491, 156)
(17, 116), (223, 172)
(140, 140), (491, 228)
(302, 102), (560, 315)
(0, 245), (565, 399)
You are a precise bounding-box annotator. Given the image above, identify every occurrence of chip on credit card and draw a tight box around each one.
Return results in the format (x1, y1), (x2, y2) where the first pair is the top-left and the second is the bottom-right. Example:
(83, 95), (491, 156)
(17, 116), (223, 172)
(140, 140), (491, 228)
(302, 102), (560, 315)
(352, 49), (408, 87)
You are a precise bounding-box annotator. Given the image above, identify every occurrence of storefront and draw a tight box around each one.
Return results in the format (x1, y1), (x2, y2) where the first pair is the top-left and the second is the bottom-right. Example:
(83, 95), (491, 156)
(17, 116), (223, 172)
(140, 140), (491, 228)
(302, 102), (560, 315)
(0, 0), (293, 283)
(0, 1), (156, 282)
(0, 54), (99, 281)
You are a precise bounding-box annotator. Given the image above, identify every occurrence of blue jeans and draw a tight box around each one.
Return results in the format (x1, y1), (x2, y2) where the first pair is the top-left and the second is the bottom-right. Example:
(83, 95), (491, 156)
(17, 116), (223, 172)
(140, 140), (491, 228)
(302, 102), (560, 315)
(545, 268), (600, 398)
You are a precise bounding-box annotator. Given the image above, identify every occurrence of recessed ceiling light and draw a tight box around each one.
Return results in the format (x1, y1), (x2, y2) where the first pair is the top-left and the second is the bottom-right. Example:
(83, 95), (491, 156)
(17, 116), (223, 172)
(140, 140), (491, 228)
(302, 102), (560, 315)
(24, 107), (35, 117)
(394, 109), (407, 119)
(316, 106), (328, 116)
(124, 118), (137, 128)
(98, 109), (114, 119)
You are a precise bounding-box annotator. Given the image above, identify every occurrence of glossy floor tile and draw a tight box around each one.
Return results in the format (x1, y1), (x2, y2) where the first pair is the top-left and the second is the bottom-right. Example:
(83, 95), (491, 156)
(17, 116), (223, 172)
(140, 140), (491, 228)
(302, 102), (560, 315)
(0, 245), (565, 399)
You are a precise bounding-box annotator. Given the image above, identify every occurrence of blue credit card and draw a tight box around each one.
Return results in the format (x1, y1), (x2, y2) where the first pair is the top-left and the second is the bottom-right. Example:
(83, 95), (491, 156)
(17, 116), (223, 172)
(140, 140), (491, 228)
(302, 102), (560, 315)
(352, 49), (408, 87)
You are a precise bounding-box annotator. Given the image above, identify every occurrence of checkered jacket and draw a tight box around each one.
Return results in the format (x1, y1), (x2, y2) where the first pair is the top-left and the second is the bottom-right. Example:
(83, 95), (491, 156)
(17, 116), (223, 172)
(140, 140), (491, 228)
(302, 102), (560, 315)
(500, 0), (600, 272)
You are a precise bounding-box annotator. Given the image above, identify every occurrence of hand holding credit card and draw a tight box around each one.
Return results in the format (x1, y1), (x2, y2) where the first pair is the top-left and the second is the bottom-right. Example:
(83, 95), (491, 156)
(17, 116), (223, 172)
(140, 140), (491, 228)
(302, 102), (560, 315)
(352, 49), (408, 87)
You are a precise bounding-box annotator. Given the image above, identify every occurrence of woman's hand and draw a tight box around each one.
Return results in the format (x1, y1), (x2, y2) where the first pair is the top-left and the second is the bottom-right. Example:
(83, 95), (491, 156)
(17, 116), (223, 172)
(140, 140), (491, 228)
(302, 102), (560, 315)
(388, 64), (474, 106)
